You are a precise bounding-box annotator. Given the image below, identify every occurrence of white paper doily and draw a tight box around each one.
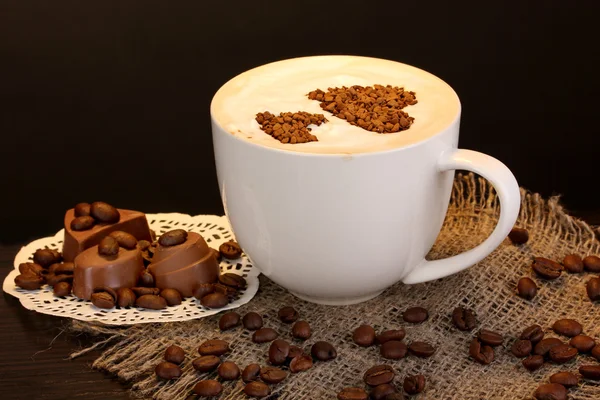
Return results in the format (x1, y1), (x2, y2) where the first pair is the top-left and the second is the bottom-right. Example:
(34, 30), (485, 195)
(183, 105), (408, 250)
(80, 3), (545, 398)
(2, 213), (260, 325)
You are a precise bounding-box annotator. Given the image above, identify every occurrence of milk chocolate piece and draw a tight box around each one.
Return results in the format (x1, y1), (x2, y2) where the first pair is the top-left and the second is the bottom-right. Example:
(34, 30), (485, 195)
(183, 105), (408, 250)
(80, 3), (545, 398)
(72, 245), (145, 300)
(62, 208), (152, 262)
(148, 232), (219, 297)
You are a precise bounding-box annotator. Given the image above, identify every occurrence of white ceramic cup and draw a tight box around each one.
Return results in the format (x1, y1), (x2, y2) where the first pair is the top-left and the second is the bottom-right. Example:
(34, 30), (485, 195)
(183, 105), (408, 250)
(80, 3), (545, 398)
(211, 56), (520, 305)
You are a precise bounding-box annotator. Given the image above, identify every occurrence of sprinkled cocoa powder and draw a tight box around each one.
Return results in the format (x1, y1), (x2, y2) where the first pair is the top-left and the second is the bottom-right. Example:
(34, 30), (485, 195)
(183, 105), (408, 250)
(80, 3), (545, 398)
(255, 111), (326, 144)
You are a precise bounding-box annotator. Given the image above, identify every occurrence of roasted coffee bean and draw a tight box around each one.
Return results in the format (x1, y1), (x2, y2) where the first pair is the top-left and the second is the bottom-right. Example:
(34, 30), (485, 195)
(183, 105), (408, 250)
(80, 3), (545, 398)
(521, 324), (545, 344)
(380, 340), (407, 360)
(45, 274), (72, 287)
(337, 387), (368, 400)
(549, 371), (579, 387)
(563, 254), (584, 273)
(353, 324), (376, 347)
(138, 270), (155, 287)
(252, 328), (278, 343)
(469, 338), (494, 365)
(53, 281), (71, 297)
(91, 288), (117, 309)
(534, 338), (564, 356)
(477, 329), (504, 347)
(243, 312), (263, 330)
(583, 255), (600, 272)
(98, 236), (119, 256)
(376, 329), (406, 344)
(370, 383), (396, 400)
(210, 248), (222, 262)
(244, 381), (270, 398)
(217, 361), (240, 380)
(451, 307), (477, 331)
(311, 341), (337, 361)
(155, 361), (182, 380)
(587, 277), (600, 301)
(193, 380), (222, 397)
(33, 248), (62, 268)
(508, 227), (529, 245)
(192, 283), (214, 300)
(201, 292), (229, 309)
(522, 355), (544, 371)
(90, 202), (120, 223)
(116, 288), (136, 307)
(277, 306), (299, 323)
(48, 263), (61, 274)
(74, 202), (91, 217)
(160, 288), (182, 306)
(534, 383), (567, 400)
(288, 345), (304, 359)
(54, 262), (74, 275)
(219, 240), (242, 259)
(268, 339), (290, 365)
(511, 339), (533, 358)
(138, 240), (152, 251)
(517, 277), (538, 300)
(291, 320), (311, 340)
(213, 282), (237, 298)
(158, 229), (187, 247)
(289, 354), (313, 373)
(18, 262), (45, 276)
(192, 355), (220, 372)
(408, 341), (436, 358)
(14, 273), (44, 290)
(136, 294), (167, 310)
(384, 394), (405, 400)
(403, 374), (426, 395)
(219, 273), (247, 290)
(198, 339), (229, 356)
(402, 306), (428, 323)
(164, 345), (185, 364)
(552, 319), (583, 337)
(549, 344), (578, 363)
(131, 287), (160, 296)
(70, 216), (95, 231)
(108, 231), (137, 249)
(219, 311), (241, 331)
(532, 257), (562, 280)
(569, 335), (596, 353)
(591, 344), (600, 361)
(242, 363), (261, 382)
(579, 364), (600, 380)
(363, 365), (395, 386)
(260, 366), (287, 383)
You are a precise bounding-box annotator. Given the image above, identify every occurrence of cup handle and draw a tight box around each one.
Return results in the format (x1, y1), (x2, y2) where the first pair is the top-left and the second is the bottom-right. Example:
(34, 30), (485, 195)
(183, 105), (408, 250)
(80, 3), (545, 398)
(402, 149), (520, 284)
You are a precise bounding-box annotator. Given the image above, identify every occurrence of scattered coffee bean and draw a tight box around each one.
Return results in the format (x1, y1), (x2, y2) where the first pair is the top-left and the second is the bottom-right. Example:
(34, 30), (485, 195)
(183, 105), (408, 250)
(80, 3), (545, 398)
(549, 344), (578, 363)
(370, 383), (396, 400)
(33, 248), (62, 268)
(219, 273), (247, 290)
(219, 240), (242, 259)
(509, 227), (529, 245)
(403, 374), (426, 395)
(380, 340), (407, 360)
(511, 339), (533, 358)
(164, 345), (185, 364)
(278, 306), (299, 323)
(583, 255), (600, 272)
(135, 294), (167, 310)
(569, 335), (596, 353)
(198, 339), (230, 356)
(451, 307), (477, 331)
(91, 288), (117, 309)
(533, 383), (567, 400)
(242, 363), (261, 382)
(364, 365), (395, 386)
(155, 361), (182, 380)
(108, 231), (137, 249)
(532, 257), (562, 280)
(521, 324), (545, 344)
(48, 263), (61, 274)
(469, 338), (494, 365)
(522, 355), (544, 371)
(579, 364), (600, 380)
(98, 236), (119, 256)
(243, 312), (264, 330)
(534, 338), (564, 356)
(244, 381), (271, 398)
(213, 283), (237, 299)
(402, 306), (428, 323)
(288, 345), (304, 359)
(160, 288), (182, 306)
(517, 277), (538, 300)
(90, 202), (120, 223)
(408, 341), (436, 358)
(193, 380), (222, 397)
(587, 277), (600, 302)
(210, 248), (222, 262)
(14, 273), (44, 290)
(70, 216), (95, 231)
(562, 254), (584, 273)
(74, 202), (91, 217)
(219, 311), (241, 331)
(260, 366), (287, 383)
(53, 281), (71, 297)
(337, 387), (368, 400)
(201, 292), (229, 309)
(289, 354), (313, 373)
(45, 273), (72, 287)
(591, 344), (600, 361)
(192, 355), (220, 372)
(217, 361), (240, 380)
(552, 319), (583, 337)
(477, 329), (504, 347)
(291, 320), (311, 340)
(158, 229), (188, 247)
(252, 328), (278, 343)
(54, 262), (74, 275)
(18, 262), (45, 276)
(376, 329), (406, 344)
(268, 339), (290, 365)
(549, 371), (579, 387)
(311, 341), (337, 361)
(192, 283), (214, 300)
(131, 287), (160, 296)
(353, 324), (376, 347)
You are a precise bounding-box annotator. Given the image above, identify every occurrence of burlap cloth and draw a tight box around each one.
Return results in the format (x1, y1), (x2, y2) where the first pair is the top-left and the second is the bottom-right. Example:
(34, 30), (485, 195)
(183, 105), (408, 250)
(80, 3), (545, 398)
(70, 174), (600, 399)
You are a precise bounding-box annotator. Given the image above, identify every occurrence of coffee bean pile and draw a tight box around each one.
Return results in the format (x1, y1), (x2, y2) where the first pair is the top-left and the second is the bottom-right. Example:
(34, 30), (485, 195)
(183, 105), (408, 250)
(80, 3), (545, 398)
(255, 111), (326, 144)
(307, 84), (417, 134)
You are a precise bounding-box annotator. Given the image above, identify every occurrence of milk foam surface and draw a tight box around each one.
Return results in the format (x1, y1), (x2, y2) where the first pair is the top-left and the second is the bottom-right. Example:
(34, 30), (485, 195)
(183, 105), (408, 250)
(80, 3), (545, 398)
(211, 56), (461, 154)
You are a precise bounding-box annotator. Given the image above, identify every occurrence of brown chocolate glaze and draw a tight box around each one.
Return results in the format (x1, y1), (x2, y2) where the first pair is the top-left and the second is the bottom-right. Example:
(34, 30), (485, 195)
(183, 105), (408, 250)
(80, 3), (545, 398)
(148, 232), (219, 297)
(63, 208), (152, 262)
